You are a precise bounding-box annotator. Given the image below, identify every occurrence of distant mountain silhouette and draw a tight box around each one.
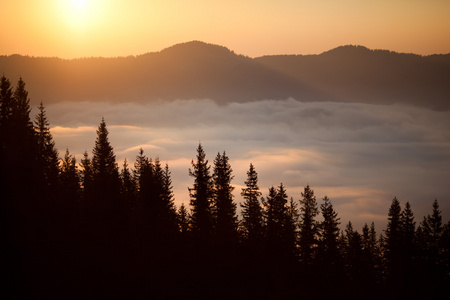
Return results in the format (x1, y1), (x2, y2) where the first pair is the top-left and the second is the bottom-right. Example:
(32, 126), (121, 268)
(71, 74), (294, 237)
(1, 41), (449, 109)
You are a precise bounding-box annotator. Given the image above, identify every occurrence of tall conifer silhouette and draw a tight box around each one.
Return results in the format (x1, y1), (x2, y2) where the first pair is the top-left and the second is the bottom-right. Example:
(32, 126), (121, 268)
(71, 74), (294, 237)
(298, 185), (319, 265)
(188, 143), (213, 243)
(34, 102), (59, 193)
(240, 163), (263, 246)
(212, 151), (237, 245)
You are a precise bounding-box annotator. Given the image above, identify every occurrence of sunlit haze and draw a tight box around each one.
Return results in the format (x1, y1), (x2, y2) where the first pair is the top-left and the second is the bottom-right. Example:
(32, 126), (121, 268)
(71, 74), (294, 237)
(1, 0), (450, 58)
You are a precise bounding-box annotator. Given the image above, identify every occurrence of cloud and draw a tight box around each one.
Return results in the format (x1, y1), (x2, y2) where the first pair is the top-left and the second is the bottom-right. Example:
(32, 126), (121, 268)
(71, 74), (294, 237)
(44, 99), (450, 230)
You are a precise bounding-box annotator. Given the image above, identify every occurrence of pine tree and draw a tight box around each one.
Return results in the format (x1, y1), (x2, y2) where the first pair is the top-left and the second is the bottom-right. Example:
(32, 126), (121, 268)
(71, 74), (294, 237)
(153, 157), (178, 239)
(80, 151), (93, 202)
(134, 147), (150, 198)
(298, 185), (319, 265)
(264, 183), (291, 260)
(344, 222), (366, 296)
(90, 118), (122, 246)
(11, 78), (33, 133)
(60, 149), (81, 200)
(92, 118), (120, 190)
(317, 196), (344, 297)
(212, 151), (238, 245)
(0, 75), (14, 207)
(401, 202), (416, 261)
(34, 102), (59, 192)
(0, 75), (13, 133)
(59, 149), (81, 229)
(285, 197), (299, 258)
(188, 143), (214, 243)
(428, 199), (443, 247)
(240, 163), (263, 246)
(385, 197), (402, 280)
(1, 76), (38, 298)
(120, 159), (137, 216)
(416, 199), (447, 297)
(318, 196), (341, 269)
(178, 203), (190, 234)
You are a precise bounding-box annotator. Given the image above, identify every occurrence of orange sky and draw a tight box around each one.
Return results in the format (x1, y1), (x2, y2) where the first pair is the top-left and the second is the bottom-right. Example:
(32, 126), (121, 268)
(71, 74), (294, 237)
(2, 0), (450, 58)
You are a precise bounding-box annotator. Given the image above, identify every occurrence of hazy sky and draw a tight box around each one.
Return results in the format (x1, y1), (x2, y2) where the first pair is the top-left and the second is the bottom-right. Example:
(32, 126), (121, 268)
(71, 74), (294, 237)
(2, 0), (450, 58)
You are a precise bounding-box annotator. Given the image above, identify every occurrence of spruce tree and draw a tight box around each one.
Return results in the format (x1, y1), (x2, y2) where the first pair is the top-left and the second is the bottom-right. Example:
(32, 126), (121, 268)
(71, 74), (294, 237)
(79, 151), (93, 207)
(240, 163), (263, 246)
(0, 75), (13, 133)
(34, 102), (59, 193)
(178, 203), (190, 234)
(120, 159), (137, 217)
(11, 78), (34, 134)
(385, 197), (402, 280)
(59, 149), (81, 230)
(285, 197), (299, 258)
(298, 185), (319, 265)
(153, 157), (178, 240)
(344, 222), (366, 296)
(212, 151), (237, 244)
(416, 200), (447, 297)
(90, 118), (122, 246)
(401, 202), (416, 262)
(264, 184), (291, 260)
(318, 196), (341, 268)
(188, 143), (214, 243)
(92, 118), (120, 190)
(60, 149), (81, 201)
(1, 76), (38, 298)
(0, 75), (14, 207)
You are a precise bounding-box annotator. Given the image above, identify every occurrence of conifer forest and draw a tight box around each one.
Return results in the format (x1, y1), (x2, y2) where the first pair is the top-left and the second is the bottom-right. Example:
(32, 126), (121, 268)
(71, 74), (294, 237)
(1, 76), (449, 299)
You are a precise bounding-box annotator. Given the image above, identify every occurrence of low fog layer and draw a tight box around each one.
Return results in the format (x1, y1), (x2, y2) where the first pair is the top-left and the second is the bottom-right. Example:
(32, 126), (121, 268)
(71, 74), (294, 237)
(45, 99), (450, 230)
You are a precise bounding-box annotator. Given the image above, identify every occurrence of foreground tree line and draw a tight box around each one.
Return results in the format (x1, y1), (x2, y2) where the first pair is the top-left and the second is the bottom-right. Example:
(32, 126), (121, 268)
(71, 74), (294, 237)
(1, 76), (449, 299)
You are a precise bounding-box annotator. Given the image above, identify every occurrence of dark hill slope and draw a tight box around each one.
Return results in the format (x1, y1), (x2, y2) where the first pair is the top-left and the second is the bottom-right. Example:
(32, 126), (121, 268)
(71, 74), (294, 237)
(1, 42), (449, 109)
(255, 45), (450, 109)
(0, 41), (324, 105)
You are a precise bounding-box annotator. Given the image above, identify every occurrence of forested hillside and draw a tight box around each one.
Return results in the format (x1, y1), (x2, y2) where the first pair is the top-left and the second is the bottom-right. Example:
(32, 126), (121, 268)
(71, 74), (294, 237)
(1, 76), (449, 299)
(1, 41), (449, 109)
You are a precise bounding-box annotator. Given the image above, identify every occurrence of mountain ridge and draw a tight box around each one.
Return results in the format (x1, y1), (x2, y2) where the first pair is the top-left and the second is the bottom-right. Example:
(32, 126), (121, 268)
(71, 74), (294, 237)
(1, 41), (449, 109)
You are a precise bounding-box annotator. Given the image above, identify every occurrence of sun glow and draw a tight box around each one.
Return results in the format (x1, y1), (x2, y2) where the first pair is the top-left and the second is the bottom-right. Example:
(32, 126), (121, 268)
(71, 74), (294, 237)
(56, 0), (106, 31)
(71, 0), (89, 11)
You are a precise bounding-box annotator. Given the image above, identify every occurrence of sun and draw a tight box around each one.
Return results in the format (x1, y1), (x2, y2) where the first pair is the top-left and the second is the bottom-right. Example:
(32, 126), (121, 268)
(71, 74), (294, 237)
(70, 0), (89, 11)
(56, 0), (105, 31)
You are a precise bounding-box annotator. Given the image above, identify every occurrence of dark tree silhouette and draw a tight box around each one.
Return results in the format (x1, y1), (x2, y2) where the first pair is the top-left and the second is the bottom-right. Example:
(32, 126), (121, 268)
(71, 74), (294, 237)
(285, 197), (300, 259)
(361, 222), (382, 292)
(317, 196), (344, 295)
(298, 185), (319, 266)
(34, 102), (59, 190)
(385, 197), (403, 294)
(79, 150), (93, 223)
(177, 203), (190, 234)
(0, 75), (13, 131)
(1, 77), (44, 297)
(120, 158), (137, 216)
(212, 151), (238, 245)
(416, 199), (447, 297)
(399, 201), (416, 293)
(343, 222), (369, 297)
(264, 183), (295, 262)
(59, 148), (81, 223)
(89, 118), (124, 261)
(188, 143), (214, 245)
(240, 163), (264, 247)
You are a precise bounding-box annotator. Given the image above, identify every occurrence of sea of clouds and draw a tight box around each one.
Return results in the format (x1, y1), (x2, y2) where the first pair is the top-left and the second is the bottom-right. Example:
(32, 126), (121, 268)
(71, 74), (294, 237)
(44, 98), (450, 230)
